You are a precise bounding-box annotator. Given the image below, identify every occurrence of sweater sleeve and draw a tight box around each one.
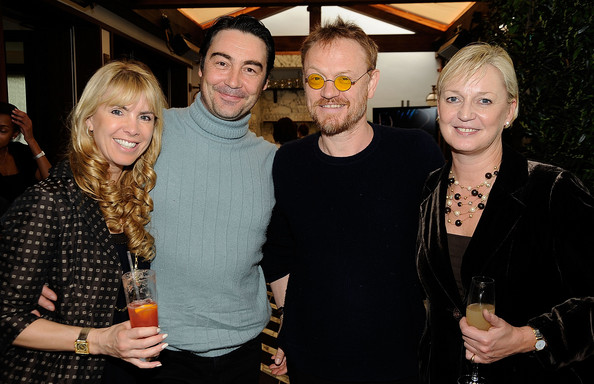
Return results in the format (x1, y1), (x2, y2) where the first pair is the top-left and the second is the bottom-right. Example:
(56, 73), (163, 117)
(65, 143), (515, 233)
(527, 171), (594, 369)
(261, 149), (295, 283)
(261, 203), (294, 283)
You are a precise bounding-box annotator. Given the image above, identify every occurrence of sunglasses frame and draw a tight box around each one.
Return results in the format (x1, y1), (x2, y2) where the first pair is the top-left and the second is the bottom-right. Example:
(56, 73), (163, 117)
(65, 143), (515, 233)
(305, 69), (373, 92)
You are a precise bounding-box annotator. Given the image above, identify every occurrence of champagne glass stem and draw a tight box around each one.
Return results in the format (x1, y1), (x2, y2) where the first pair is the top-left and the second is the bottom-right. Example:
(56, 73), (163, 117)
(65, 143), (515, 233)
(470, 363), (480, 383)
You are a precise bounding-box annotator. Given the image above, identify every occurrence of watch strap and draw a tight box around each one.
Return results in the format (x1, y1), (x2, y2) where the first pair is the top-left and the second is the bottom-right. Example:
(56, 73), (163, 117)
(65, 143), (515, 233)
(78, 327), (91, 341)
(74, 327), (91, 355)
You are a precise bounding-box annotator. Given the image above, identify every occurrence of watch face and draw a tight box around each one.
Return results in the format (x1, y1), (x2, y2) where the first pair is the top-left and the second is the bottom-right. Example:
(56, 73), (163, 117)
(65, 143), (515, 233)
(535, 339), (546, 351)
(75, 341), (90, 355)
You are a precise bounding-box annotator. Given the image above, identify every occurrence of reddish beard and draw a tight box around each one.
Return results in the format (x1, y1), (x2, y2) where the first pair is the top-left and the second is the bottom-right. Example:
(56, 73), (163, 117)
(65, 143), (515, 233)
(311, 97), (367, 136)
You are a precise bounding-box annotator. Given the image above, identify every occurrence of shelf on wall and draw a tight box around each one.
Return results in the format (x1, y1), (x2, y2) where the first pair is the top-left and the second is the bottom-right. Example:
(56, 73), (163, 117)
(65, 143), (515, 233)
(267, 87), (303, 103)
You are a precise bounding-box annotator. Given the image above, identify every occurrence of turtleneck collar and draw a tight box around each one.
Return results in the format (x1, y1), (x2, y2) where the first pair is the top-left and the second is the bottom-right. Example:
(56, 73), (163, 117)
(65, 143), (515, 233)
(188, 93), (251, 140)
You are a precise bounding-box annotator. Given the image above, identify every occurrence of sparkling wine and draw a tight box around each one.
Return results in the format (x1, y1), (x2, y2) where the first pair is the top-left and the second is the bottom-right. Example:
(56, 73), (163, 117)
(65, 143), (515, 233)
(466, 303), (495, 331)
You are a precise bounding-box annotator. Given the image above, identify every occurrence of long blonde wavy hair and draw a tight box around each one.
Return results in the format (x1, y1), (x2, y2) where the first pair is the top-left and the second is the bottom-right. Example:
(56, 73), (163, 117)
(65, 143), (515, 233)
(69, 60), (167, 262)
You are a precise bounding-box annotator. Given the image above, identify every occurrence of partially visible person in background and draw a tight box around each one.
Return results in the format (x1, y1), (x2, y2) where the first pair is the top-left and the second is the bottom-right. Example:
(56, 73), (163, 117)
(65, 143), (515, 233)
(0, 102), (51, 215)
(0, 60), (168, 383)
(273, 116), (298, 146)
(417, 42), (594, 384)
(297, 123), (309, 138)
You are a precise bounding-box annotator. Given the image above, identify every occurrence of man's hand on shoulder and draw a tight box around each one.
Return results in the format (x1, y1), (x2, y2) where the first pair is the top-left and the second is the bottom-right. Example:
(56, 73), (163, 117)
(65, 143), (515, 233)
(32, 285), (57, 316)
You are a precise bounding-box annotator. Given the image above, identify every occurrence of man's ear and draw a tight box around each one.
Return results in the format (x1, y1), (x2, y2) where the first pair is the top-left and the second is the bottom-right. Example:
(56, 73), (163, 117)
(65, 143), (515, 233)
(367, 69), (380, 99)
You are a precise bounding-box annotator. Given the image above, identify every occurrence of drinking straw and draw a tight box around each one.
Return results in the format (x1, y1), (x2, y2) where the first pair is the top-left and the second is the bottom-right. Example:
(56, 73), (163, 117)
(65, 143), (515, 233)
(127, 251), (140, 299)
(127, 251), (135, 273)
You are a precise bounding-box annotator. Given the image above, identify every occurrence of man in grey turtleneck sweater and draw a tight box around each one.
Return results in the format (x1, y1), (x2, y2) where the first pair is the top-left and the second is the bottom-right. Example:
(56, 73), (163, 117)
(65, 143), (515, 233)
(148, 15), (277, 383)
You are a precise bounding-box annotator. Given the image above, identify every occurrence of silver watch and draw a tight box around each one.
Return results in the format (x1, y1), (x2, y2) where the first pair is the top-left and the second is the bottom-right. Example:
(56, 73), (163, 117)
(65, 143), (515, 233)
(532, 327), (546, 351)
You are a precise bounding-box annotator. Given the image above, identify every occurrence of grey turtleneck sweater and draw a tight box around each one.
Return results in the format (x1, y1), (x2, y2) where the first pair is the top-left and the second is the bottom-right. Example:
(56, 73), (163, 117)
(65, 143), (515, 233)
(150, 96), (276, 356)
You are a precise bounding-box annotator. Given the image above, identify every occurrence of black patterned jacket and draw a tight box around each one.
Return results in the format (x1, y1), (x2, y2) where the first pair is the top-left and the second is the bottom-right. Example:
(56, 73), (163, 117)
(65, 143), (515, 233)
(0, 160), (123, 383)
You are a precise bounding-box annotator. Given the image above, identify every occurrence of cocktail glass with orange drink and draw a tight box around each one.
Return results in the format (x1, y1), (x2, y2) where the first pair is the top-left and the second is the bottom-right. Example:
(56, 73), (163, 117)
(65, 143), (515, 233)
(122, 269), (159, 328)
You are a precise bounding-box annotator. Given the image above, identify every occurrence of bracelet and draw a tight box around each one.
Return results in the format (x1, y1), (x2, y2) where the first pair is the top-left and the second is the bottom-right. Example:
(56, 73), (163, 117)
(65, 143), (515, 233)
(33, 150), (45, 160)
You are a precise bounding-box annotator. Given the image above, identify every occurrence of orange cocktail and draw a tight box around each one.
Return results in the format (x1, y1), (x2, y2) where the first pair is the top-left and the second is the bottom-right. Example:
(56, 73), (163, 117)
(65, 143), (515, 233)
(128, 299), (159, 327)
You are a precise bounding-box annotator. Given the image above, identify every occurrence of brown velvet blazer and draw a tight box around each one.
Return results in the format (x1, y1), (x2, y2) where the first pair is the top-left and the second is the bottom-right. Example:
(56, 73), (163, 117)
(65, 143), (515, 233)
(417, 145), (594, 384)
(0, 161), (122, 383)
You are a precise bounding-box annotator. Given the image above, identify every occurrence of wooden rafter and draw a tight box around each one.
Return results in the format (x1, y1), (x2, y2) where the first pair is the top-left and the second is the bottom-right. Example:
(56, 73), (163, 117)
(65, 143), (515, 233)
(92, 1), (487, 53)
(130, 0), (477, 7)
(343, 4), (445, 34)
(198, 7), (292, 29)
(274, 33), (439, 53)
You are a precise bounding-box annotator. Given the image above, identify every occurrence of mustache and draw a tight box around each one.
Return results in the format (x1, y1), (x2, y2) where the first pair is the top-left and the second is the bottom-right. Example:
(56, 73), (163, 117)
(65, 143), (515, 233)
(214, 85), (247, 98)
(313, 98), (350, 107)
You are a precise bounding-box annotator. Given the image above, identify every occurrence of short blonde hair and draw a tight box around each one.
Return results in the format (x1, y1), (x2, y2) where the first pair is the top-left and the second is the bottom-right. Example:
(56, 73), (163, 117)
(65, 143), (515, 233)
(69, 60), (167, 261)
(437, 43), (519, 122)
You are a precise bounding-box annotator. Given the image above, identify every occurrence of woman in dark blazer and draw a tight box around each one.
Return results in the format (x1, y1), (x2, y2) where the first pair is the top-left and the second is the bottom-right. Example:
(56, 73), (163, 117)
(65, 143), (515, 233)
(417, 43), (594, 384)
(0, 61), (168, 383)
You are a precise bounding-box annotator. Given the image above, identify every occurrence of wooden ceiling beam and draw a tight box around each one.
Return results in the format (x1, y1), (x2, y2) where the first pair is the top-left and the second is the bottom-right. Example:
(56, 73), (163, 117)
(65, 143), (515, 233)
(444, 1), (489, 37)
(130, 0), (480, 8)
(372, 33), (439, 52)
(94, 1), (203, 42)
(241, 6), (293, 21)
(342, 4), (445, 34)
(134, 8), (204, 37)
(308, 6), (321, 32)
(92, 0), (487, 53)
(197, 7), (291, 29)
(274, 33), (439, 53)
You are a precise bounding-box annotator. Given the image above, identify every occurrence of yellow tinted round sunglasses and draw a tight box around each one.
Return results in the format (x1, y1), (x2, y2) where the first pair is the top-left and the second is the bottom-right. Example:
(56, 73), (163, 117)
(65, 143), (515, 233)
(305, 70), (372, 92)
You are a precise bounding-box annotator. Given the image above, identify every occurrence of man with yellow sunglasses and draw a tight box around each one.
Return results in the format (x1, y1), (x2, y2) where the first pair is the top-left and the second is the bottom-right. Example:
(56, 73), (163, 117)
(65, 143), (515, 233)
(263, 16), (444, 384)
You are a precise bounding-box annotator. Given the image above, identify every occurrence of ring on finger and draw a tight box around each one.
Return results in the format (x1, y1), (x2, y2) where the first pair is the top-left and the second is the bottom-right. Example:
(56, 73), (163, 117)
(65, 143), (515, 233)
(471, 354), (476, 363)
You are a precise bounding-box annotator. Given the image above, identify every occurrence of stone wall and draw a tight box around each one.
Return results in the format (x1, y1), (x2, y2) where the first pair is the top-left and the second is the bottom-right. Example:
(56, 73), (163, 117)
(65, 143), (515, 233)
(250, 54), (316, 143)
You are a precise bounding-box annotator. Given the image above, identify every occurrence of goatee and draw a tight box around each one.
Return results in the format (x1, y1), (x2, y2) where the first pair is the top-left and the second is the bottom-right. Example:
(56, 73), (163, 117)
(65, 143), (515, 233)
(311, 98), (367, 136)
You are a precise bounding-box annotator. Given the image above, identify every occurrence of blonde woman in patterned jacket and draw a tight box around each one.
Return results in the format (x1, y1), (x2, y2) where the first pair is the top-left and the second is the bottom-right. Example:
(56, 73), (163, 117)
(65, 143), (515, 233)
(0, 60), (168, 383)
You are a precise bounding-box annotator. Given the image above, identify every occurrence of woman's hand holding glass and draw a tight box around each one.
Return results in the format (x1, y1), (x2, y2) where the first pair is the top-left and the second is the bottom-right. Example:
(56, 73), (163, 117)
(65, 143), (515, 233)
(458, 276), (495, 384)
(87, 321), (166, 368)
(460, 311), (540, 364)
(34, 285), (167, 368)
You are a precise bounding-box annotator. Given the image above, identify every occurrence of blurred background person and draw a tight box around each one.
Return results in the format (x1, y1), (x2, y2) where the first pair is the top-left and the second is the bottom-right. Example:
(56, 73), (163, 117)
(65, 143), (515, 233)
(273, 116), (298, 146)
(0, 102), (51, 215)
(0, 60), (168, 383)
(297, 123), (309, 138)
(417, 43), (594, 384)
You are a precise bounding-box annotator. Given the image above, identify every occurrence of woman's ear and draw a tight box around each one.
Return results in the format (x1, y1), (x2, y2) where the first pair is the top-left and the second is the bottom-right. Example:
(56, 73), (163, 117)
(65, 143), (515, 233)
(506, 99), (517, 125)
(86, 117), (94, 134)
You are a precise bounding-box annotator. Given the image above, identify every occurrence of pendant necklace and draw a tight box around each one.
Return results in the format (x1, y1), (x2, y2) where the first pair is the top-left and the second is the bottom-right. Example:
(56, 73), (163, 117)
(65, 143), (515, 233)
(445, 166), (499, 227)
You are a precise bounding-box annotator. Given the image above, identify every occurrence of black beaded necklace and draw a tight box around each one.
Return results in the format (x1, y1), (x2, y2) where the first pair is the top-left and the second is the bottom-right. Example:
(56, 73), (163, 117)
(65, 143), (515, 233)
(445, 166), (499, 227)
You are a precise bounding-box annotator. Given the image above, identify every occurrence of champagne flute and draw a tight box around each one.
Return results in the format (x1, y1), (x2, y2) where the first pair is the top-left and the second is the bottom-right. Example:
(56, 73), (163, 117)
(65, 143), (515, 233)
(458, 276), (495, 384)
